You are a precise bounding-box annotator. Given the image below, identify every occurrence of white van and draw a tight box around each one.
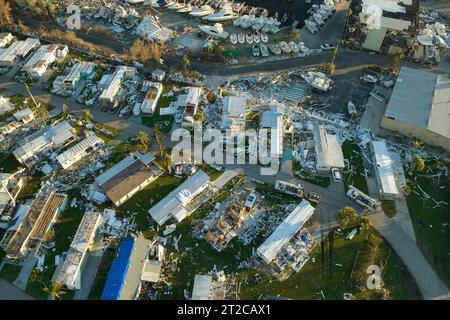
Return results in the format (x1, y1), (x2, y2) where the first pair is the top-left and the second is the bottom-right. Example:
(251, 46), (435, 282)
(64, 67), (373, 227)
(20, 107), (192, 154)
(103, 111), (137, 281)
(332, 168), (342, 183)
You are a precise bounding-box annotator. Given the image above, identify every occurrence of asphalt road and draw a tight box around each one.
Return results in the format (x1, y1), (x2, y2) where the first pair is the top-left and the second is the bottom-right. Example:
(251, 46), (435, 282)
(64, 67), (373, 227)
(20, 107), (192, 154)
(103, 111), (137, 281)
(369, 211), (450, 300)
(0, 81), (153, 140)
(223, 163), (362, 224)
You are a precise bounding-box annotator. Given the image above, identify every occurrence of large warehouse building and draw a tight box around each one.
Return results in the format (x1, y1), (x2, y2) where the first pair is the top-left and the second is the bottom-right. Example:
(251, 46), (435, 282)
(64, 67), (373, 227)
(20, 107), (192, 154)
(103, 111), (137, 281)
(381, 67), (450, 152)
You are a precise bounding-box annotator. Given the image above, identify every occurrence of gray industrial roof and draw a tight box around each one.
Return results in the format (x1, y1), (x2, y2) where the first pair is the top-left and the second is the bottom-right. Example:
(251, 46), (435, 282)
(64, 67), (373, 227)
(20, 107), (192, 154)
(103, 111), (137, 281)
(385, 67), (450, 139)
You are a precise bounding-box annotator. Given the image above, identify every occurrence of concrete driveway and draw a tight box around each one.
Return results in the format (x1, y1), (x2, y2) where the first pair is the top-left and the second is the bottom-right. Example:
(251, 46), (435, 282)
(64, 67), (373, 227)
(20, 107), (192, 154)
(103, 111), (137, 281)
(0, 279), (35, 300)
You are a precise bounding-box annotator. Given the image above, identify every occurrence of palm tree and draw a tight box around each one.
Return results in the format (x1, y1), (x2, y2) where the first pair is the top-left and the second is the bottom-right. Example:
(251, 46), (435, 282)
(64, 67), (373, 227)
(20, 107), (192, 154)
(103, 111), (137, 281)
(43, 282), (65, 300)
(409, 155), (425, 173)
(325, 62), (336, 75)
(182, 55), (190, 70)
(389, 51), (405, 73)
(193, 112), (204, 123)
(330, 47), (338, 63)
(62, 104), (69, 117)
(0, 0), (13, 26)
(82, 109), (93, 123)
(163, 153), (173, 174)
(152, 127), (165, 158)
(136, 131), (150, 153)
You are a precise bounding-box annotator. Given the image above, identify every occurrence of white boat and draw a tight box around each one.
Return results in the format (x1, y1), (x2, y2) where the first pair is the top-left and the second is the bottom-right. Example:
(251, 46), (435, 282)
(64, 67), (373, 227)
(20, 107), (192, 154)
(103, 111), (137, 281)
(246, 33), (253, 44)
(305, 19), (318, 34)
(320, 4), (336, 13)
(252, 17), (265, 32)
(279, 41), (291, 54)
(156, 0), (175, 8)
(199, 23), (229, 38)
(318, 8), (332, 18)
(260, 44), (269, 57)
(260, 33), (268, 43)
(230, 33), (238, 44)
(253, 32), (260, 43)
(252, 44), (260, 57)
(307, 4), (319, 16)
(178, 3), (194, 12)
(190, 5), (215, 17)
(234, 14), (257, 29)
(203, 5), (239, 21)
(324, 0), (336, 8)
(238, 33), (245, 43)
(313, 13), (325, 26)
(298, 42), (310, 55)
(268, 43), (281, 55)
(289, 41), (299, 53)
(127, 0), (144, 3)
(167, 1), (186, 10)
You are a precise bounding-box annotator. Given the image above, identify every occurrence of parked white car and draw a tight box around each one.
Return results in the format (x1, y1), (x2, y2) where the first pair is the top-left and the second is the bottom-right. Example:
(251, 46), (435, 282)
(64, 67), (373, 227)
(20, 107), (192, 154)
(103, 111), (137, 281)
(332, 168), (342, 183)
(361, 74), (378, 83)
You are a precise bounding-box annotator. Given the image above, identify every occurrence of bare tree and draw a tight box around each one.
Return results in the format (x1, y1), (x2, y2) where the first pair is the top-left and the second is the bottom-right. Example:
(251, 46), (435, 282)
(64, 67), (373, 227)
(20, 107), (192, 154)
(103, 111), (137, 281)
(0, 0), (13, 25)
(127, 39), (162, 65)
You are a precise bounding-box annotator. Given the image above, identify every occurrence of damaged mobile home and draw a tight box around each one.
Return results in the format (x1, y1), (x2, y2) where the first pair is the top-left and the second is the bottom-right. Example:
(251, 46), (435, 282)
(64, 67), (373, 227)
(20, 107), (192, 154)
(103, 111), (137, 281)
(96, 152), (163, 206)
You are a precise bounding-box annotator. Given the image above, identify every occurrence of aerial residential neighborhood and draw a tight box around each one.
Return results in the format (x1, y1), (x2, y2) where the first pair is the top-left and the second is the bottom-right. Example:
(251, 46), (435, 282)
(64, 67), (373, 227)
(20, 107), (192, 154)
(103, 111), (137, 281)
(0, 0), (448, 308)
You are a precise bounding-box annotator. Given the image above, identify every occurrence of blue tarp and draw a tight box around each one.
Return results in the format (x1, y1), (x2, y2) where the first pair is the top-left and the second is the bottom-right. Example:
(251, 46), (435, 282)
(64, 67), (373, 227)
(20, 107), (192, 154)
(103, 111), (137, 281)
(101, 237), (135, 300)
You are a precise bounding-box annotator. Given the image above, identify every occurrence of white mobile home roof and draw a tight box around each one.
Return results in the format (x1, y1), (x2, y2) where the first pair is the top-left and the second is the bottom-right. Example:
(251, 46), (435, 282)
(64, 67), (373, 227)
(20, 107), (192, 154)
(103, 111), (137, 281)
(99, 74), (122, 101)
(0, 41), (21, 65)
(14, 38), (40, 57)
(64, 61), (96, 83)
(372, 140), (399, 196)
(261, 107), (283, 157)
(140, 82), (163, 114)
(257, 200), (315, 264)
(222, 95), (247, 130)
(45, 121), (75, 145)
(313, 124), (345, 169)
(22, 44), (58, 76)
(56, 211), (102, 289)
(13, 121), (74, 162)
(149, 170), (210, 225)
(119, 237), (152, 300)
(56, 133), (103, 169)
(185, 87), (202, 106)
(13, 135), (50, 162)
(13, 107), (34, 122)
(191, 275), (213, 300)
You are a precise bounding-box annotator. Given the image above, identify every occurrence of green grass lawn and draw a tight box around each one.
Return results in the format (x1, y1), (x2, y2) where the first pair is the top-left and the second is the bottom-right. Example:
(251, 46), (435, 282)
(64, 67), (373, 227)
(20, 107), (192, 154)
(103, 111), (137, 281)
(93, 122), (120, 143)
(342, 141), (368, 194)
(0, 263), (22, 283)
(406, 172), (450, 287)
(237, 227), (421, 300)
(141, 84), (175, 133)
(150, 178), (421, 300)
(104, 139), (139, 169)
(381, 200), (397, 218)
(0, 152), (20, 173)
(88, 247), (116, 300)
(119, 175), (184, 232)
(160, 206), (421, 300)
